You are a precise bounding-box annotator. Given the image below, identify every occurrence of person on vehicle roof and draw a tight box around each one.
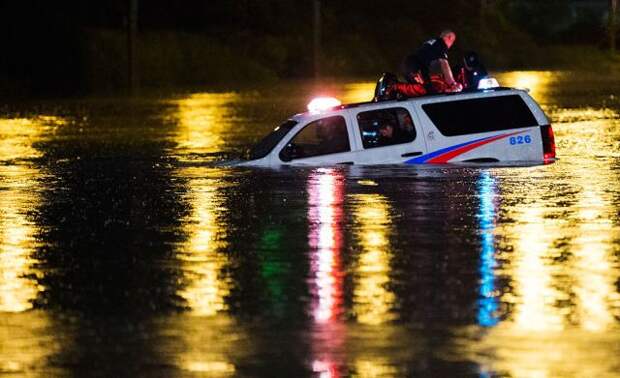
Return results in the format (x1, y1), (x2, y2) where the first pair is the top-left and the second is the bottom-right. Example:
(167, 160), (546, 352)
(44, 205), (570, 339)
(402, 30), (462, 93)
(455, 51), (488, 90)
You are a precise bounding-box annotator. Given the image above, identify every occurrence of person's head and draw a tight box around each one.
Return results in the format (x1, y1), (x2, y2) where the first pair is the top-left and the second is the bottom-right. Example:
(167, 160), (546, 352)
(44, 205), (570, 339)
(379, 123), (394, 138)
(440, 30), (456, 49)
(463, 51), (480, 70)
(401, 113), (413, 128)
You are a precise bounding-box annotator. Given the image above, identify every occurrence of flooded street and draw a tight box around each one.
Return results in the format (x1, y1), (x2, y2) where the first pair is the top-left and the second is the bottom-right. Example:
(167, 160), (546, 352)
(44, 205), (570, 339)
(1, 71), (620, 377)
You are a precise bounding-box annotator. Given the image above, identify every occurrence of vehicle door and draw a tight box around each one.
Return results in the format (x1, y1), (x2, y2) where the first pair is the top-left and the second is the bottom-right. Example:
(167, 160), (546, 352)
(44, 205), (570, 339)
(277, 114), (357, 165)
(348, 104), (427, 164)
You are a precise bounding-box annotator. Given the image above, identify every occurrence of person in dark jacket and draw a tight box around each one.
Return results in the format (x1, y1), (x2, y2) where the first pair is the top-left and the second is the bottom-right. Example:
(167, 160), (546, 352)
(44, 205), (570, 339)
(402, 30), (461, 93)
(455, 51), (488, 90)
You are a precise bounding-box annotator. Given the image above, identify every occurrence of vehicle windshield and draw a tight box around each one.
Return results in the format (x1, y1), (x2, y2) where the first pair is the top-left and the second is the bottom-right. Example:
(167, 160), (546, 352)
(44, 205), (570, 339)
(248, 120), (298, 160)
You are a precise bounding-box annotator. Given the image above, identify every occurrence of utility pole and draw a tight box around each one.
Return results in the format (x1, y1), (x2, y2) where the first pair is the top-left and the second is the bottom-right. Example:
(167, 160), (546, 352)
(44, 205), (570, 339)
(128, 0), (139, 93)
(480, 0), (488, 33)
(313, 0), (321, 79)
(611, 0), (618, 53)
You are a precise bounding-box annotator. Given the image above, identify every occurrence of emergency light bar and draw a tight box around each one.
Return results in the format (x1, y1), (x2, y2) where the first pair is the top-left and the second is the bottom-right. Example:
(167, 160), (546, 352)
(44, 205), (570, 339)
(477, 77), (500, 90)
(307, 97), (341, 113)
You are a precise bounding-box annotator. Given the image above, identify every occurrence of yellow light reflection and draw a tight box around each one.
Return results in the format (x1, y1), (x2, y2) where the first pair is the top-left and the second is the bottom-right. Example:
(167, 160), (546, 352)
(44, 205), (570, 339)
(0, 117), (56, 312)
(569, 131), (619, 331)
(460, 184), (620, 377)
(177, 172), (230, 316)
(468, 330), (620, 378)
(159, 317), (240, 378)
(549, 107), (617, 124)
(0, 172), (40, 312)
(351, 194), (395, 325)
(340, 82), (376, 104)
(510, 206), (564, 331)
(171, 92), (240, 156)
(0, 118), (50, 161)
(499, 114), (620, 332)
(184, 360), (236, 374)
(497, 71), (553, 103)
(354, 358), (399, 377)
(0, 312), (69, 377)
(461, 115), (620, 377)
(447, 70), (620, 376)
(572, 193), (615, 331)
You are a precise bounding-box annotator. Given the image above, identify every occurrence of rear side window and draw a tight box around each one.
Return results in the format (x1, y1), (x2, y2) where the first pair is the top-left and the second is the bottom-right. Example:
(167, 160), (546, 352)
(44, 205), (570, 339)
(249, 120), (297, 160)
(279, 116), (349, 161)
(357, 107), (416, 149)
(422, 95), (538, 136)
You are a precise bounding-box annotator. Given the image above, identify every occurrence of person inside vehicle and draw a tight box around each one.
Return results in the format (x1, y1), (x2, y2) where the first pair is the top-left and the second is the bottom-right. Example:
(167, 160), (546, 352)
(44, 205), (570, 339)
(377, 121), (398, 146)
(402, 30), (462, 93)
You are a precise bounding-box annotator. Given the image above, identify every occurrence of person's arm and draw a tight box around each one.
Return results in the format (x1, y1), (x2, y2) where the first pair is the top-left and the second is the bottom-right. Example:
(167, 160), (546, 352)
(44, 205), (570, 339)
(436, 59), (456, 85)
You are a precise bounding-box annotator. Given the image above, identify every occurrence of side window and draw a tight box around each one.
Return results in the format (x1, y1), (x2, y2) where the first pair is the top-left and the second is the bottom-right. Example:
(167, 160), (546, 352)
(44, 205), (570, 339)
(279, 116), (350, 161)
(357, 107), (416, 149)
(421, 95), (538, 136)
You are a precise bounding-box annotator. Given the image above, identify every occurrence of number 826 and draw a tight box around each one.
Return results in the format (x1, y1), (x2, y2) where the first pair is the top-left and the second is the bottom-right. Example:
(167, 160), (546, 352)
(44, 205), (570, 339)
(509, 135), (532, 145)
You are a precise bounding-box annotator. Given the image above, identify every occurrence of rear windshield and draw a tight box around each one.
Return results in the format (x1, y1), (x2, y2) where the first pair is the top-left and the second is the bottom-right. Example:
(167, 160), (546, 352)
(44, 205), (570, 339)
(422, 95), (538, 136)
(248, 120), (298, 160)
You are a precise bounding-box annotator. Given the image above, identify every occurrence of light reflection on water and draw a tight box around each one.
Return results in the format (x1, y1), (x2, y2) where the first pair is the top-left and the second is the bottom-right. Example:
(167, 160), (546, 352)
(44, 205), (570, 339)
(497, 71), (554, 103)
(0, 117), (68, 376)
(0, 72), (619, 376)
(0, 312), (69, 377)
(154, 316), (239, 378)
(169, 92), (242, 160)
(458, 73), (620, 376)
(510, 204), (565, 331)
(172, 167), (236, 375)
(307, 169), (345, 323)
(477, 171), (499, 328)
(571, 157), (618, 331)
(308, 170), (406, 377)
(351, 193), (396, 326)
(176, 168), (231, 316)
(0, 117), (53, 312)
(0, 166), (41, 313)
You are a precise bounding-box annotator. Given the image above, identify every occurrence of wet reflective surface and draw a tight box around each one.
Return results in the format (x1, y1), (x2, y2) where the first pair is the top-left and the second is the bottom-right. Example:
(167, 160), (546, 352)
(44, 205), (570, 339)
(1, 72), (620, 377)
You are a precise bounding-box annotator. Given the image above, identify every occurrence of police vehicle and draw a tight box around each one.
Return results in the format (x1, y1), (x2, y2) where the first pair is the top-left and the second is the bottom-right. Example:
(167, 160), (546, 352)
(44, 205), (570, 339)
(241, 79), (556, 166)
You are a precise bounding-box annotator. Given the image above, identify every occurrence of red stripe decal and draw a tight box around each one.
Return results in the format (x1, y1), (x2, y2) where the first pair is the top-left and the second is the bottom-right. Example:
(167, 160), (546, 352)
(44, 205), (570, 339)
(426, 131), (526, 163)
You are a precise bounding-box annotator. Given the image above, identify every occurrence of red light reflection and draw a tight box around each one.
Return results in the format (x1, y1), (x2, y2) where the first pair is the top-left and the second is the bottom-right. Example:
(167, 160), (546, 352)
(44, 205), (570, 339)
(307, 169), (345, 323)
(307, 169), (346, 377)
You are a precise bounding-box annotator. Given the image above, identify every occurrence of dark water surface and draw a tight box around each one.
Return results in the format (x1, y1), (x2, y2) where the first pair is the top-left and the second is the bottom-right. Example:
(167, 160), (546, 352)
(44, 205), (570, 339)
(1, 72), (620, 377)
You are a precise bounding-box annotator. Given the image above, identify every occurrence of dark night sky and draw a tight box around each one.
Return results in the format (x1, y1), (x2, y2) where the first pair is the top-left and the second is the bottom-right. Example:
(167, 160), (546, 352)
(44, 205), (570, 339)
(0, 0), (612, 95)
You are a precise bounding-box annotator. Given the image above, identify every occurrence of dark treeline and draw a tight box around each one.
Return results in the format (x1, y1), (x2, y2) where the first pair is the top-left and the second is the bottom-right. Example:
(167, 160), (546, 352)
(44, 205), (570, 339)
(0, 0), (614, 96)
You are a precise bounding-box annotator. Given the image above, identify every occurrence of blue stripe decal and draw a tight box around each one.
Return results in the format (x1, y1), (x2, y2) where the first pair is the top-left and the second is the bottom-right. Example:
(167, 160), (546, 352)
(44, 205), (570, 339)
(406, 135), (495, 164)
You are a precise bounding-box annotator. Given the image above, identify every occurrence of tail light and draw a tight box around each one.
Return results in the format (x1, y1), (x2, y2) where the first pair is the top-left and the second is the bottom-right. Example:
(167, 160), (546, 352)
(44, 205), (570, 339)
(540, 124), (556, 162)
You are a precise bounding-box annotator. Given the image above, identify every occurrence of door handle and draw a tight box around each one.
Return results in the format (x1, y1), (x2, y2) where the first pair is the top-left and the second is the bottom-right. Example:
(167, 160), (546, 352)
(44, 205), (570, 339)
(337, 161), (354, 165)
(401, 151), (423, 157)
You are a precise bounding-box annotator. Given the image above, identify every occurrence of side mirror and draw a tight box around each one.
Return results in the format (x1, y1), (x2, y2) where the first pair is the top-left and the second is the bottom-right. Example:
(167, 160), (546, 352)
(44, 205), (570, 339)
(279, 143), (299, 162)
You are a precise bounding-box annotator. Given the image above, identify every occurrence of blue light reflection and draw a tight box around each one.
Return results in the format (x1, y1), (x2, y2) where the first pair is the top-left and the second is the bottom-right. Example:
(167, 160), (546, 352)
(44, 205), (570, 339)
(477, 171), (499, 327)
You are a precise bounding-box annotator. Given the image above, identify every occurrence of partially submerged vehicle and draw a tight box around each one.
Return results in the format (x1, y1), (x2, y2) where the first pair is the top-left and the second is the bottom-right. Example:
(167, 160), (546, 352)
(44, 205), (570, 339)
(241, 79), (556, 166)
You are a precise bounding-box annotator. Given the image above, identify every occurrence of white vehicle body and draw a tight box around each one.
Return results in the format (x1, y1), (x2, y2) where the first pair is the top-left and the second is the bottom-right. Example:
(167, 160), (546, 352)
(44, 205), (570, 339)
(241, 88), (556, 166)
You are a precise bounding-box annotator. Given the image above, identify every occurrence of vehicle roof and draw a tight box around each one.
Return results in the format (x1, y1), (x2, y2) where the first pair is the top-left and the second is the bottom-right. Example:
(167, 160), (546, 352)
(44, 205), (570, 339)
(292, 87), (527, 122)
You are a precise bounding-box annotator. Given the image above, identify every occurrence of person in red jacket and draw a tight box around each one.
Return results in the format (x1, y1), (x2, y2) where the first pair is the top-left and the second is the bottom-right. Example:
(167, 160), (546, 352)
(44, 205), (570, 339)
(388, 72), (427, 97)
